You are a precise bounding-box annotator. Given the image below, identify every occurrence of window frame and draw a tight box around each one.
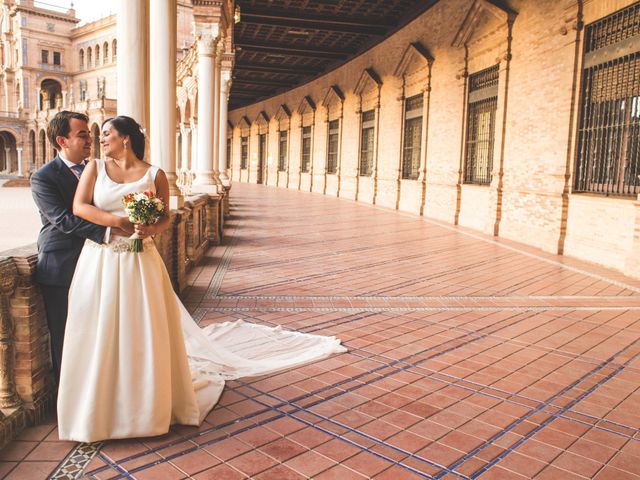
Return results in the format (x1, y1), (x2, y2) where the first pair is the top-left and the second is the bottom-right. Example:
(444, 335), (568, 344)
(573, 3), (640, 197)
(240, 135), (248, 170)
(326, 119), (340, 175)
(359, 109), (375, 177)
(278, 129), (288, 172)
(463, 64), (499, 186)
(301, 126), (312, 173)
(401, 94), (424, 180)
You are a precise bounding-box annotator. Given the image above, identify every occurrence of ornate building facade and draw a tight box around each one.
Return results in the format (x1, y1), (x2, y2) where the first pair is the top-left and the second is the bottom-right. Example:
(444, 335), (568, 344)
(0, 0), (196, 175)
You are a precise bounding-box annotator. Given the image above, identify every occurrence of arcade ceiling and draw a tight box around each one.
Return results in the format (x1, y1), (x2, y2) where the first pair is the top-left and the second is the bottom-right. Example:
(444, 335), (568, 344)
(229, 0), (440, 110)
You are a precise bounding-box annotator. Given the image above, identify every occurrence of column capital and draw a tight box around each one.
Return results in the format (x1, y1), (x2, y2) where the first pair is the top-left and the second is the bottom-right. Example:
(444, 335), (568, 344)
(194, 23), (220, 56)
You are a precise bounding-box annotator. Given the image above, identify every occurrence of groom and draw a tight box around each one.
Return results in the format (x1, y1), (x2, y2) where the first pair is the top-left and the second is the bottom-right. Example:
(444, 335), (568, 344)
(31, 111), (110, 382)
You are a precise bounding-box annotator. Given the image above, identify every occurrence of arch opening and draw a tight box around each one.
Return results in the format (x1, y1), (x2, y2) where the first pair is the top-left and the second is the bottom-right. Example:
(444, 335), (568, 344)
(0, 131), (18, 173)
(40, 78), (63, 110)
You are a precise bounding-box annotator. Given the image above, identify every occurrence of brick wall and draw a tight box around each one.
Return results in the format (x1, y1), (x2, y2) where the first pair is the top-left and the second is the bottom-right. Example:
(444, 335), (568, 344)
(228, 0), (640, 279)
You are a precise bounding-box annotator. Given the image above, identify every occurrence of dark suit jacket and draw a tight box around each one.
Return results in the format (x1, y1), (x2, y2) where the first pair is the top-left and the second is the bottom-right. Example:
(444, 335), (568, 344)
(31, 156), (106, 287)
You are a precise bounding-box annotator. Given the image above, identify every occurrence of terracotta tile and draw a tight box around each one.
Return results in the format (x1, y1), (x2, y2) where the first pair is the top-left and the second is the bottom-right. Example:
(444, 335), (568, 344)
(265, 417), (306, 436)
(253, 464), (307, 480)
(595, 466), (640, 480)
(516, 439), (563, 463)
(193, 463), (246, 480)
(285, 450), (336, 477)
(168, 449), (221, 475)
(440, 430), (484, 452)
(132, 462), (187, 480)
(227, 450), (278, 476)
(16, 425), (56, 442)
(286, 427), (333, 449)
(0, 441), (39, 462)
(374, 464), (428, 479)
(553, 452), (602, 478)
(567, 437), (617, 464)
(497, 451), (547, 478)
(203, 437), (253, 461)
(314, 438), (361, 463)
(341, 451), (393, 477)
(532, 427), (578, 450)
(408, 419), (451, 441)
(315, 464), (368, 479)
(385, 431), (431, 453)
(417, 442), (464, 467)
(534, 465), (587, 479)
(4, 461), (59, 480)
(259, 437), (307, 462)
(610, 451), (640, 476)
(358, 419), (403, 441)
(0, 462), (17, 478)
(100, 439), (149, 461)
(477, 465), (530, 479)
(24, 441), (75, 462)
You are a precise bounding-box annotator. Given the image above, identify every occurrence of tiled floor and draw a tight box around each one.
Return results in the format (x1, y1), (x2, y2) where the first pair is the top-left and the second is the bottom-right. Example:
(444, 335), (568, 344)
(3, 182), (640, 479)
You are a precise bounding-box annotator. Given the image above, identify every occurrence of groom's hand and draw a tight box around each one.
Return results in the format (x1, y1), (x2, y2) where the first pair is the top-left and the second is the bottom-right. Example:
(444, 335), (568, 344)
(134, 224), (156, 239)
(115, 217), (135, 235)
(112, 227), (133, 237)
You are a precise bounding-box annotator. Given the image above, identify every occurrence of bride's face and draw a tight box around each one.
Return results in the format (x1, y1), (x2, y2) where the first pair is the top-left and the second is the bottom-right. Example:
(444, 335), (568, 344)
(101, 123), (126, 159)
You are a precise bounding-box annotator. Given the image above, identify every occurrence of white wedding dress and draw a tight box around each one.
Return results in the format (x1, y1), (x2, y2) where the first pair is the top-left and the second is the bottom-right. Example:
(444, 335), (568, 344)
(57, 159), (345, 443)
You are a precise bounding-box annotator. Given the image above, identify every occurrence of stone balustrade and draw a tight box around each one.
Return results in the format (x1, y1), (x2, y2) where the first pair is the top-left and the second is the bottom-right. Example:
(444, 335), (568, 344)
(0, 190), (226, 449)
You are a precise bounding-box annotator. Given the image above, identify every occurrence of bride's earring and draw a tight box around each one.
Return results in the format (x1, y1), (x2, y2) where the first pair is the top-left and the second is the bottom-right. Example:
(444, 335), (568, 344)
(124, 141), (128, 151)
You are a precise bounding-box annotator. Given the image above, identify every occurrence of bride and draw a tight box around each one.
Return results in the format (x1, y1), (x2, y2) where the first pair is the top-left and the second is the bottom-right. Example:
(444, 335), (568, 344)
(58, 115), (345, 443)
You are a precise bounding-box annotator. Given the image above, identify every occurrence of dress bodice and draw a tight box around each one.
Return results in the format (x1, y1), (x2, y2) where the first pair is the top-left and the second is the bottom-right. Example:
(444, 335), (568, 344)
(93, 158), (159, 216)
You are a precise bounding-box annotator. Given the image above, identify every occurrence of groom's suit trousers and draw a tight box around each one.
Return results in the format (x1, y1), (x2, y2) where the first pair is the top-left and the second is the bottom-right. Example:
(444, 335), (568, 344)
(40, 285), (69, 384)
(31, 156), (106, 385)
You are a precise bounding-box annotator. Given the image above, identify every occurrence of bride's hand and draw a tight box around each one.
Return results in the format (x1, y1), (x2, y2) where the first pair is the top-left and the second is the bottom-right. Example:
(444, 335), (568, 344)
(134, 223), (157, 239)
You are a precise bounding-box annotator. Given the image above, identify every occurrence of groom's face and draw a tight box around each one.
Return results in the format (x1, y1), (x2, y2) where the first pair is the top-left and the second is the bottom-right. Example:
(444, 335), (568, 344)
(59, 118), (92, 163)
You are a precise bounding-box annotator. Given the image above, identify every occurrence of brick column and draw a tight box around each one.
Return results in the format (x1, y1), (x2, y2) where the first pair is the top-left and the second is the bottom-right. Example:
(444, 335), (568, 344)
(624, 197), (640, 279)
(0, 259), (20, 409)
(206, 195), (222, 244)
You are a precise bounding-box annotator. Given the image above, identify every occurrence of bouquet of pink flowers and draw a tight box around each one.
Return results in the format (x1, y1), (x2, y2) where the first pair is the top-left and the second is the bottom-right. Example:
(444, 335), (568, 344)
(122, 191), (165, 252)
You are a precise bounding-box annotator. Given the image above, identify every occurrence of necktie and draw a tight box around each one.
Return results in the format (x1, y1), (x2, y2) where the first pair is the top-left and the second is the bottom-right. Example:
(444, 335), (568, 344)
(70, 163), (85, 179)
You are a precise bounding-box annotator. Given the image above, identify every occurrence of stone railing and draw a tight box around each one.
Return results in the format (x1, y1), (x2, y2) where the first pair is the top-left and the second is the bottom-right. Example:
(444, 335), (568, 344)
(0, 190), (227, 449)
(0, 246), (50, 450)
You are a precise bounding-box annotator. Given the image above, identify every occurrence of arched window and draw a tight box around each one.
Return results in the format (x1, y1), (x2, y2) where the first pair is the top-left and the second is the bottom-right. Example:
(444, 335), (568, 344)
(103, 41), (109, 64)
(112, 39), (117, 61)
(95, 45), (100, 65)
(87, 47), (92, 68)
(79, 49), (84, 69)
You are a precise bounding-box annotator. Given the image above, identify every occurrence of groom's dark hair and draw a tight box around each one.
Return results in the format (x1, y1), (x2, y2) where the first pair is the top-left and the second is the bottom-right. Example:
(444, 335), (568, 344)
(47, 111), (90, 149)
(102, 116), (146, 161)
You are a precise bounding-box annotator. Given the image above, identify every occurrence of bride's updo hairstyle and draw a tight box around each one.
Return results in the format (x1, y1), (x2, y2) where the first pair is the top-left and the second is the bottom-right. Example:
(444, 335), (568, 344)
(102, 116), (146, 161)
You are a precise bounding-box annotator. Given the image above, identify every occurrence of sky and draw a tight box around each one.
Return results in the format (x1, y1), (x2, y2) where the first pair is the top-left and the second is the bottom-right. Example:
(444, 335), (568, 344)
(40, 0), (115, 25)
